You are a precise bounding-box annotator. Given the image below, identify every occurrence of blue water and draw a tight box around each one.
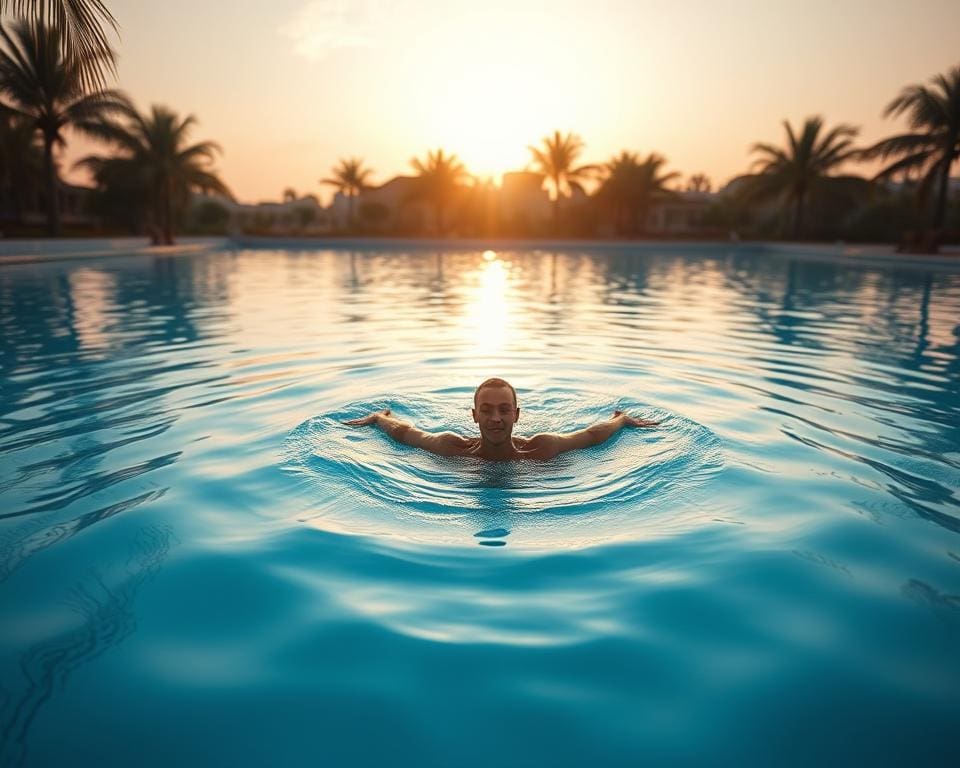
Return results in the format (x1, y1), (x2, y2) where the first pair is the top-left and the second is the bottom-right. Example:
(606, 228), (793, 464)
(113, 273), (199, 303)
(1, 245), (958, 766)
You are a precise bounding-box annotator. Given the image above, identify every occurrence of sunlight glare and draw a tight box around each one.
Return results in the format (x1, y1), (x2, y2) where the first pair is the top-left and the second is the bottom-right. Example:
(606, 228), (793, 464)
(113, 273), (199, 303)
(422, 13), (578, 181)
(462, 257), (512, 357)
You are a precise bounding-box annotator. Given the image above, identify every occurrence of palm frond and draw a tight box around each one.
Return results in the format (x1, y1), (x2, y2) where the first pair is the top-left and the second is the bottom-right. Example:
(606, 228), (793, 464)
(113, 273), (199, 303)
(1, 0), (119, 90)
(859, 133), (934, 161)
(176, 141), (222, 165)
(872, 150), (933, 181)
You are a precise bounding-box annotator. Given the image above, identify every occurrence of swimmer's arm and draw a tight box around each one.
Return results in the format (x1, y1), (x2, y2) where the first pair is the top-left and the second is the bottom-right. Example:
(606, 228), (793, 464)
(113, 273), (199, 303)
(344, 409), (471, 457)
(530, 410), (659, 458)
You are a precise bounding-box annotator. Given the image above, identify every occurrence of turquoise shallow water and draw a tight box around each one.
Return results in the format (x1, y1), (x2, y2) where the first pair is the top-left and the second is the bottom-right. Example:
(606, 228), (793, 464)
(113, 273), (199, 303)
(1, 245), (959, 766)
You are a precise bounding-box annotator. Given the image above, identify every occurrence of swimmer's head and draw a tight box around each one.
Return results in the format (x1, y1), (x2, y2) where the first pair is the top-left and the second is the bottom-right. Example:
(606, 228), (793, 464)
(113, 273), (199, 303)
(474, 378), (517, 409)
(472, 378), (519, 446)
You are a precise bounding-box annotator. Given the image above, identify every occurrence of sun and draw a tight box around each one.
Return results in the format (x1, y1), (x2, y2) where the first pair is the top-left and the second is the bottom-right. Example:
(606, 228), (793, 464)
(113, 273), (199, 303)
(419, 28), (577, 182)
(425, 68), (542, 180)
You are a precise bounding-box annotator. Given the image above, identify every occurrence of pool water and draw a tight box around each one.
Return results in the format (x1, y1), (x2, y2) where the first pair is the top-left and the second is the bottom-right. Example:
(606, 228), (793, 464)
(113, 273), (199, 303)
(1, 245), (958, 766)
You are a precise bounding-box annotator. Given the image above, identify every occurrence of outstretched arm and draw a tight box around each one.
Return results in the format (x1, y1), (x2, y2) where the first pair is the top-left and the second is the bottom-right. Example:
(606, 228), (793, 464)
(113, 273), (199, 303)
(530, 410), (658, 458)
(343, 409), (470, 457)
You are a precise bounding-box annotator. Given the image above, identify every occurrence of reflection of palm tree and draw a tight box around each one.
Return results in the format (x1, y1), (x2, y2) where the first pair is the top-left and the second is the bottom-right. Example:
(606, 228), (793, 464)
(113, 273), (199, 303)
(410, 148), (468, 235)
(0, 524), (174, 768)
(0, 0), (119, 89)
(598, 151), (679, 235)
(322, 157), (374, 231)
(0, 488), (167, 585)
(77, 104), (231, 245)
(749, 116), (861, 239)
(860, 65), (960, 245)
(0, 20), (127, 234)
(528, 130), (597, 231)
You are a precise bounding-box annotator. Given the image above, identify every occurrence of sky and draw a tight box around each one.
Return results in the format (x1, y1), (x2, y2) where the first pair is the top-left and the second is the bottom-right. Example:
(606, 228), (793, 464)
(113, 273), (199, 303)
(50, 0), (960, 204)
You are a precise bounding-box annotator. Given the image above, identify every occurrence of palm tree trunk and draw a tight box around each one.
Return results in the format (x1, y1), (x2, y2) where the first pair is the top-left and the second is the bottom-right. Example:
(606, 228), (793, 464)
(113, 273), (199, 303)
(348, 192), (355, 231)
(162, 177), (174, 245)
(931, 148), (954, 231)
(148, 189), (160, 245)
(552, 173), (561, 234)
(794, 191), (805, 240)
(43, 135), (60, 236)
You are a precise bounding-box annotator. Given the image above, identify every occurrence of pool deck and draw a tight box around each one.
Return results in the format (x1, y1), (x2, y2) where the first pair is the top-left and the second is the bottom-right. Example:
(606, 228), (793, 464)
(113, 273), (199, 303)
(1, 235), (959, 270)
(0, 237), (231, 266)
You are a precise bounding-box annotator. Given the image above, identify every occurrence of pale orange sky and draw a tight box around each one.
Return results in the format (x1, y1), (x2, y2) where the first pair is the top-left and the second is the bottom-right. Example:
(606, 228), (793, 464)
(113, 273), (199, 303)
(48, 0), (960, 203)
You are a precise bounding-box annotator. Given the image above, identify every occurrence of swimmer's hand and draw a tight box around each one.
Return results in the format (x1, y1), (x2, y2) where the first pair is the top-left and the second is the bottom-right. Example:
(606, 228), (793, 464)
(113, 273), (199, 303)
(614, 410), (659, 428)
(343, 409), (391, 426)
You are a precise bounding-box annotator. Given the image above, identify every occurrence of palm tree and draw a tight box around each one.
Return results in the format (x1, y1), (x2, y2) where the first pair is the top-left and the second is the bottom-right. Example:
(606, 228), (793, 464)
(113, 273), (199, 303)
(687, 173), (712, 193)
(598, 151), (679, 235)
(0, 19), (127, 234)
(409, 148), (468, 234)
(0, 0), (119, 90)
(748, 116), (861, 238)
(860, 65), (960, 245)
(0, 111), (42, 224)
(78, 103), (231, 245)
(528, 130), (597, 230)
(322, 157), (373, 230)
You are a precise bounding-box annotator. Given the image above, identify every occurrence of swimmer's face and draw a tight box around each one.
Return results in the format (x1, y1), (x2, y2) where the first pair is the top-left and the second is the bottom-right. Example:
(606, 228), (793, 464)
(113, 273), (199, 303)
(472, 385), (519, 445)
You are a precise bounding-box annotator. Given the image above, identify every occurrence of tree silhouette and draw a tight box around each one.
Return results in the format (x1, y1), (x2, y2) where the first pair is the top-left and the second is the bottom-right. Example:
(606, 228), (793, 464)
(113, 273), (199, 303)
(0, 111), (42, 223)
(410, 148), (468, 235)
(598, 150), (679, 235)
(687, 173), (712, 193)
(0, 19), (127, 234)
(748, 116), (861, 238)
(322, 157), (374, 231)
(77, 103), (231, 245)
(528, 130), (597, 231)
(861, 64), (960, 249)
(0, 0), (119, 90)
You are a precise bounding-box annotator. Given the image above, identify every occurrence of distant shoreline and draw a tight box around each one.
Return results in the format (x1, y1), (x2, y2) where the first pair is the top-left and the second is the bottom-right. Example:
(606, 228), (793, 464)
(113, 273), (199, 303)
(1, 235), (958, 270)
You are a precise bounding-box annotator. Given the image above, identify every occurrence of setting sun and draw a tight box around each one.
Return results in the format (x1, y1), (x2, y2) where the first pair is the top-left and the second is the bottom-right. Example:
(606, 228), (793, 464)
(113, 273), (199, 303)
(423, 54), (569, 181)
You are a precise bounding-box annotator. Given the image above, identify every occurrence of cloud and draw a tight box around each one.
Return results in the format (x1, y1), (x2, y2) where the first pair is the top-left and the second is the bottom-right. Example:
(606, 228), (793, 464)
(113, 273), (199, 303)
(279, 0), (397, 60)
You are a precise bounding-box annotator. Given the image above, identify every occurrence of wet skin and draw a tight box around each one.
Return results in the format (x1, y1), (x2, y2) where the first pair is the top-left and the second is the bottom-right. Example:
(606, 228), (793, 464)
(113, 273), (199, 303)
(345, 385), (658, 461)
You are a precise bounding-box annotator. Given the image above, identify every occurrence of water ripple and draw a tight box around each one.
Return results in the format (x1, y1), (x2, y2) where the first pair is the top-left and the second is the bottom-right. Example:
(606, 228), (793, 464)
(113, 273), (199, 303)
(284, 391), (724, 548)
(1, 246), (959, 765)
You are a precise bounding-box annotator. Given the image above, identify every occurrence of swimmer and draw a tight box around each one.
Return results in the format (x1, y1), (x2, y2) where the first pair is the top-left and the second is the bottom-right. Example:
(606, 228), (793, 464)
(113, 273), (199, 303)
(344, 377), (659, 461)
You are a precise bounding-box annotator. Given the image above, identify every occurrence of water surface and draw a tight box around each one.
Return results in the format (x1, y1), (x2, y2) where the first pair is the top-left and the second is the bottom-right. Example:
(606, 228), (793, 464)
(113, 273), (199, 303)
(1, 245), (958, 766)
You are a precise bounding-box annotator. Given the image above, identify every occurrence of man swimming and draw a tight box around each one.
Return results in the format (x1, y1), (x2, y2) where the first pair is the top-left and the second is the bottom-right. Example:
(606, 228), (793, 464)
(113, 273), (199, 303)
(344, 377), (659, 461)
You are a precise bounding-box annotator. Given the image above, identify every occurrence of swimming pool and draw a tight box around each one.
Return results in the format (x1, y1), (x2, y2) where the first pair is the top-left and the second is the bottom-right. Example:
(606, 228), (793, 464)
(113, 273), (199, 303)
(1, 244), (958, 766)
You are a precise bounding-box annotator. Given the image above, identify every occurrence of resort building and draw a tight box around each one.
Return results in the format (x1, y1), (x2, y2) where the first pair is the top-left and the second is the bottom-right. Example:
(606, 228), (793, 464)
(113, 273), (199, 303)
(0, 180), (96, 233)
(645, 190), (713, 235)
(208, 194), (330, 235)
(329, 176), (432, 233)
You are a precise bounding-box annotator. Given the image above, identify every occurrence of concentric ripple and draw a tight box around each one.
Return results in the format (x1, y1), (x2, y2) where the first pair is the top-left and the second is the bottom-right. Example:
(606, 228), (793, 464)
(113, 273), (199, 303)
(2, 246), (960, 766)
(283, 389), (723, 547)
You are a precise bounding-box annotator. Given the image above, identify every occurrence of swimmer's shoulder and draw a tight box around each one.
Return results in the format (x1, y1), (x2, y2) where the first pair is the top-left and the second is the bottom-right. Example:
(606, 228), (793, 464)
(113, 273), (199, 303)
(515, 433), (562, 460)
(417, 431), (476, 457)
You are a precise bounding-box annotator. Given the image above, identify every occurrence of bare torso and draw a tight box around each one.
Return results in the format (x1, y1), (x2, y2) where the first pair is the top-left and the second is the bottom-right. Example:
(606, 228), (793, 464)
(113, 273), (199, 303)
(449, 434), (557, 461)
(345, 407), (659, 461)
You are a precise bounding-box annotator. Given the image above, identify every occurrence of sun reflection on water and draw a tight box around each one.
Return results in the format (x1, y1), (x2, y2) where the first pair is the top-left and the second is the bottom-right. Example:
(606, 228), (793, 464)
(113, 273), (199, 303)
(461, 252), (513, 358)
